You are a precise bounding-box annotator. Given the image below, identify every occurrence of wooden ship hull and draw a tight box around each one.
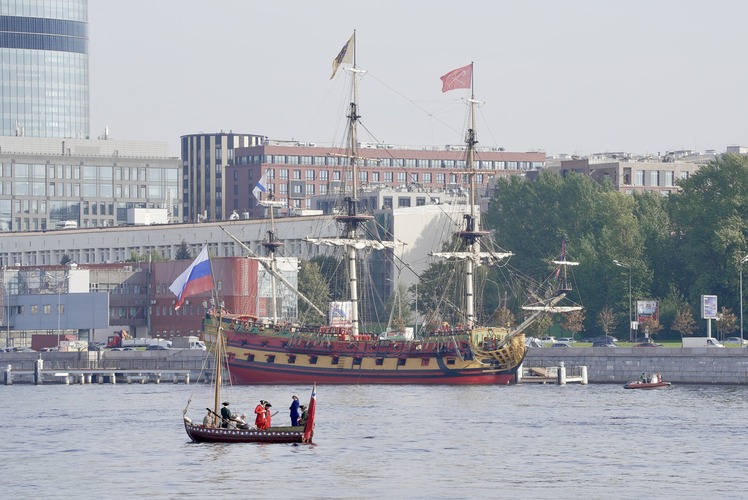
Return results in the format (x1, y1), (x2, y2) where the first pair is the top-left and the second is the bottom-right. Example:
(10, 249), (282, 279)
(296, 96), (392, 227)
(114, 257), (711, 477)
(184, 422), (311, 444)
(208, 314), (527, 385)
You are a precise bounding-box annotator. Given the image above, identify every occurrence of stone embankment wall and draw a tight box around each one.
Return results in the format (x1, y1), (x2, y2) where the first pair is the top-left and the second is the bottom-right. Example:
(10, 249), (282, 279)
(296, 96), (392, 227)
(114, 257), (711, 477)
(525, 347), (748, 384)
(0, 350), (213, 372)
(3, 348), (748, 384)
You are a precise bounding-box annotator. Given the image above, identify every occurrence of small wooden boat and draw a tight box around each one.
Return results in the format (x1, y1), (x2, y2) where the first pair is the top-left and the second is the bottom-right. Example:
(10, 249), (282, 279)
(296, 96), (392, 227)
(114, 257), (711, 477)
(176, 248), (316, 444)
(183, 384), (316, 444)
(624, 373), (671, 389)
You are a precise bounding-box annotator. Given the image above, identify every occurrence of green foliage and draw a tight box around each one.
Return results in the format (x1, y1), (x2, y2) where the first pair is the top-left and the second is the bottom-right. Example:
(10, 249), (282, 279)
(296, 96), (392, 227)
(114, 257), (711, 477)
(127, 250), (166, 262)
(60, 254), (72, 266)
(310, 255), (346, 301)
(297, 259), (329, 324)
(668, 154), (748, 309)
(415, 153), (748, 340)
(175, 241), (192, 260)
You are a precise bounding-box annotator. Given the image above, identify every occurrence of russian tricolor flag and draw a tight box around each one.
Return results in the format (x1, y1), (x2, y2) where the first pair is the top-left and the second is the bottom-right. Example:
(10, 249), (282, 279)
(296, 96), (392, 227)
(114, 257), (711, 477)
(169, 246), (213, 310)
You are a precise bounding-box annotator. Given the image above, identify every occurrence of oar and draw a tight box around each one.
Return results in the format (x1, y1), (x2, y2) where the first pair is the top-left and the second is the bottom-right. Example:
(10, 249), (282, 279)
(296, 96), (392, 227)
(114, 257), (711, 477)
(206, 407), (228, 425)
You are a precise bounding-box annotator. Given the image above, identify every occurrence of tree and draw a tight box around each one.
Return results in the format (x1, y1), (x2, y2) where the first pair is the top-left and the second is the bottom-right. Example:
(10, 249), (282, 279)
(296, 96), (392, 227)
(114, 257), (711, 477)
(525, 314), (553, 339)
(668, 154), (748, 311)
(310, 255), (346, 301)
(127, 250), (166, 262)
(716, 306), (738, 340)
(672, 308), (696, 337)
(639, 317), (663, 339)
(386, 282), (414, 333)
(60, 254), (72, 266)
(490, 307), (516, 329)
(297, 260), (329, 324)
(597, 307), (617, 336)
(175, 241), (192, 260)
(485, 171), (647, 338)
(561, 310), (585, 340)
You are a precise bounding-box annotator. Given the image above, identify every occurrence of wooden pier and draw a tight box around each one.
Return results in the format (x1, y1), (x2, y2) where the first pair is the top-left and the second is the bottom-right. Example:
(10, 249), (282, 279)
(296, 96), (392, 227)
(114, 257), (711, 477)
(4, 362), (194, 385)
(518, 362), (588, 385)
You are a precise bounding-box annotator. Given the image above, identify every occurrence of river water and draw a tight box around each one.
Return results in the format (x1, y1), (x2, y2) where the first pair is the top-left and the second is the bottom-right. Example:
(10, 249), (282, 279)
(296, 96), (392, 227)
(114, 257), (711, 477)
(1, 382), (747, 499)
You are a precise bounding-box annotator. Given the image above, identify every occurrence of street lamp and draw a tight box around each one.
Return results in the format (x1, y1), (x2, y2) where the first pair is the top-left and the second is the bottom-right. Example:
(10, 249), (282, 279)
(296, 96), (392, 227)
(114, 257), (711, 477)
(741, 264), (744, 342)
(613, 260), (633, 341)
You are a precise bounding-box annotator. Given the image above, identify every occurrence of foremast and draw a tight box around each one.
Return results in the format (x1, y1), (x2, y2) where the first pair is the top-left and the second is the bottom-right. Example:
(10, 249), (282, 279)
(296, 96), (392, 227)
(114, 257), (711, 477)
(259, 191), (286, 323)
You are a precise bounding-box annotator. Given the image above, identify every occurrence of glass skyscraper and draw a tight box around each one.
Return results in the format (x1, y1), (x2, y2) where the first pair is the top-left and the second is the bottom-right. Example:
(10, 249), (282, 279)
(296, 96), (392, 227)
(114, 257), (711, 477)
(0, 0), (89, 139)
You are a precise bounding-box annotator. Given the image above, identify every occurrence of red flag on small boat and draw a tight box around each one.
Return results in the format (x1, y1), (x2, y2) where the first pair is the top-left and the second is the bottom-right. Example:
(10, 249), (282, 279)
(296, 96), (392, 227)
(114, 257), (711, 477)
(302, 383), (317, 443)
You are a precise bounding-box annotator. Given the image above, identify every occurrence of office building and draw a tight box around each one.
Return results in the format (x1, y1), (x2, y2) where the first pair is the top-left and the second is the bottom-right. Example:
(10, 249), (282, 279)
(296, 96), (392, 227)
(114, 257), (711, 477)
(548, 157), (700, 195)
(180, 132), (265, 223)
(228, 141), (545, 218)
(0, 136), (180, 233)
(0, 0), (89, 138)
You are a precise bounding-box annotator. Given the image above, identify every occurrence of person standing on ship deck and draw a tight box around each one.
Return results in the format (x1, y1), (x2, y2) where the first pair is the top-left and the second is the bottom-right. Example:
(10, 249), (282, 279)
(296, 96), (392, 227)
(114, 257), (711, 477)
(290, 395), (301, 426)
(254, 400), (267, 430)
(262, 402), (273, 429)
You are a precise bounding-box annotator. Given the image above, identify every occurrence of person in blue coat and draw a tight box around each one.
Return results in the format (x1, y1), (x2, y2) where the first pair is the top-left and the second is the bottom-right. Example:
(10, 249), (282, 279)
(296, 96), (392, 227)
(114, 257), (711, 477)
(289, 395), (301, 426)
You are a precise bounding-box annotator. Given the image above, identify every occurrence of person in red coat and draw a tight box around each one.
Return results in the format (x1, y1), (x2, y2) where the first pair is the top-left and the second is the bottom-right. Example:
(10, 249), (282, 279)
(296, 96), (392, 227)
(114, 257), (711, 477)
(254, 400), (267, 429)
(262, 402), (273, 429)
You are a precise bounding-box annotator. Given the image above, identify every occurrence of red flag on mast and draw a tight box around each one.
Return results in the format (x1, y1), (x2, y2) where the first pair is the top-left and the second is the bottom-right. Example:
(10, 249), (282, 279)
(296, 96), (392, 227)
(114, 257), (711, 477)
(440, 63), (473, 92)
(302, 383), (317, 443)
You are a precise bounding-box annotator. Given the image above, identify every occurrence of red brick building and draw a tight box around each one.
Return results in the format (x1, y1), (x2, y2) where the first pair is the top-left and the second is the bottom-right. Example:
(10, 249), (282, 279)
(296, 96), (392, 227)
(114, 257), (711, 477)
(227, 143), (545, 217)
(151, 257), (261, 338)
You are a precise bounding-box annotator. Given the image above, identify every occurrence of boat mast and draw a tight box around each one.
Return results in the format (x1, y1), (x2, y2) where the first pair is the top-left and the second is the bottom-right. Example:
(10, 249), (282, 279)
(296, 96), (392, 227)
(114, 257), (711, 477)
(338, 31), (371, 338)
(461, 63), (482, 328)
(261, 189), (283, 323)
(213, 302), (223, 425)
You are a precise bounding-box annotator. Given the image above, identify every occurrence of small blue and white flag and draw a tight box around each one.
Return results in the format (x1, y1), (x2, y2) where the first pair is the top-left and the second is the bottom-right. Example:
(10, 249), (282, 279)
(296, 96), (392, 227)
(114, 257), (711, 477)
(252, 174), (268, 200)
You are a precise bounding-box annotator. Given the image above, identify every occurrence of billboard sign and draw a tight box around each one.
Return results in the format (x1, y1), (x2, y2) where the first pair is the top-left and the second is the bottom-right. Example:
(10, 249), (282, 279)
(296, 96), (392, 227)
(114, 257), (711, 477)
(329, 301), (352, 327)
(701, 295), (718, 319)
(636, 300), (658, 322)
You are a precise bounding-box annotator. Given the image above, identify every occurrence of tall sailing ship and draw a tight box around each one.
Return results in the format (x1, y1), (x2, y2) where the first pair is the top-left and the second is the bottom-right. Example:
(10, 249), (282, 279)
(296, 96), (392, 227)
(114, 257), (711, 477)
(204, 35), (578, 385)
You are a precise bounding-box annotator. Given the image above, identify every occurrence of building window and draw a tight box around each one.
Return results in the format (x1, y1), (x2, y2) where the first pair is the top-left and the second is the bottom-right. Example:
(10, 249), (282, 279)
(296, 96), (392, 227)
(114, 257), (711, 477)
(398, 197), (411, 208)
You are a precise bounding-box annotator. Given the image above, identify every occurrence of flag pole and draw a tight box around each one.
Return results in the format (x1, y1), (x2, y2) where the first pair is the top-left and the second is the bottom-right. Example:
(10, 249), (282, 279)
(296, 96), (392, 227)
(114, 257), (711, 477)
(352, 29), (357, 68)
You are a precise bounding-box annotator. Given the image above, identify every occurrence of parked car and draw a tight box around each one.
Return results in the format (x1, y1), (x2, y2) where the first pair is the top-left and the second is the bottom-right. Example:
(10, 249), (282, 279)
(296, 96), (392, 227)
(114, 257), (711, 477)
(122, 347), (137, 351)
(552, 341), (572, 348)
(145, 344), (170, 351)
(525, 337), (544, 348)
(538, 337), (557, 347)
(634, 341), (663, 347)
(587, 336), (618, 344)
(557, 337), (575, 343)
(592, 341), (618, 348)
(723, 337), (748, 347)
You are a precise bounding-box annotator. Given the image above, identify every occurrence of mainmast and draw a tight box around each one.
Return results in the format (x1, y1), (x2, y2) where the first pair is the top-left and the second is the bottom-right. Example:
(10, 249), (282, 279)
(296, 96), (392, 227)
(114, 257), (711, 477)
(307, 32), (401, 336)
(337, 33), (372, 338)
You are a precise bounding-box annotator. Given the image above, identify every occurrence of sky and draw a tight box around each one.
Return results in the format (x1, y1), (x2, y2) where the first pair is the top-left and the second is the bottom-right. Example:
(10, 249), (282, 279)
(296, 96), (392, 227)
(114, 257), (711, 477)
(88, 0), (748, 158)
